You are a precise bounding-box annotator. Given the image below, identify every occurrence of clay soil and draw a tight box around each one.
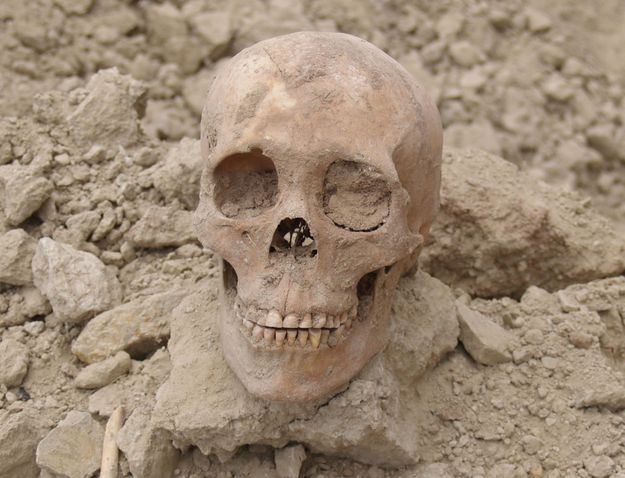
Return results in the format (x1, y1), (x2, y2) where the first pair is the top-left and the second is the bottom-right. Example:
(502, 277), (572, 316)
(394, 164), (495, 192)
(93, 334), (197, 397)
(2, 1), (625, 478)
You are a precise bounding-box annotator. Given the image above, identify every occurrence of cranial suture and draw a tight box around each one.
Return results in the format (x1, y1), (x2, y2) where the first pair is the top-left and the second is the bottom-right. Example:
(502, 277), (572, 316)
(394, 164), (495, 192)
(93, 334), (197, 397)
(194, 31), (443, 402)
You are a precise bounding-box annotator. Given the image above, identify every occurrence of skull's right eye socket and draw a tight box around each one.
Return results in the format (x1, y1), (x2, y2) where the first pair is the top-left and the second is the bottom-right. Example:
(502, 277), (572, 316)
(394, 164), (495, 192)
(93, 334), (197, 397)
(213, 149), (278, 218)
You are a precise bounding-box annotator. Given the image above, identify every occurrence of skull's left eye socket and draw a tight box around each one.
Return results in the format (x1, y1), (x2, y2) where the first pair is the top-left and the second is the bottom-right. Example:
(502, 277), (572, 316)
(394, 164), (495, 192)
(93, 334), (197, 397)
(213, 149), (278, 218)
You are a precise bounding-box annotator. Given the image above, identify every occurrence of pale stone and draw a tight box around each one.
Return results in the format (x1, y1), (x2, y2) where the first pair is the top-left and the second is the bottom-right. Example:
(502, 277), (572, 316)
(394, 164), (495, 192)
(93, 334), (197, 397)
(421, 149), (625, 297)
(0, 229), (37, 285)
(36, 411), (104, 478)
(584, 455), (615, 478)
(68, 68), (146, 150)
(0, 165), (53, 226)
(275, 444), (307, 478)
(71, 289), (188, 363)
(0, 338), (29, 387)
(189, 11), (233, 59)
(457, 302), (514, 365)
(0, 410), (47, 478)
(74, 351), (131, 389)
(116, 408), (180, 478)
(152, 272), (458, 467)
(127, 205), (196, 248)
(448, 41), (484, 67)
(32, 238), (122, 323)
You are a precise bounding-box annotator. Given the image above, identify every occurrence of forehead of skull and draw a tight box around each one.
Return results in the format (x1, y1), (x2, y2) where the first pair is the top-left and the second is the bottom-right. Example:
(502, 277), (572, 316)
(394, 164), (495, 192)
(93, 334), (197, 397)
(203, 32), (424, 164)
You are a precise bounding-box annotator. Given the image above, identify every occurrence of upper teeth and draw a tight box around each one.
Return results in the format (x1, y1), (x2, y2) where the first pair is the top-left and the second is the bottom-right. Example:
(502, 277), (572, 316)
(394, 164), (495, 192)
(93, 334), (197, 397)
(235, 299), (356, 349)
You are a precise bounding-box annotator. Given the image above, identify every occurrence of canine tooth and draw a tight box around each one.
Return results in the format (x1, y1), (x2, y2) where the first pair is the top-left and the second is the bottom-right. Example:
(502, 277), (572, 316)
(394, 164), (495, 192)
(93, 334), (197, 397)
(339, 311), (348, 324)
(321, 329), (330, 345)
(310, 328), (321, 348)
(283, 314), (300, 328)
(300, 313), (312, 328)
(287, 330), (298, 345)
(263, 327), (275, 343)
(345, 318), (352, 330)
(266, 310), (283, 328)
(312, 313), (326, 328)
(252, 325), (263, 342)
(298, 330), (309, 346)
(275, 330), (286, 346)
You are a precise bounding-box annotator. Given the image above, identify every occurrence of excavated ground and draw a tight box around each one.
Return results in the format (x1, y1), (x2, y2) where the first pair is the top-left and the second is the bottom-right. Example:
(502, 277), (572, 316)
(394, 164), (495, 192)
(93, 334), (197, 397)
(2, 1), (625, 477)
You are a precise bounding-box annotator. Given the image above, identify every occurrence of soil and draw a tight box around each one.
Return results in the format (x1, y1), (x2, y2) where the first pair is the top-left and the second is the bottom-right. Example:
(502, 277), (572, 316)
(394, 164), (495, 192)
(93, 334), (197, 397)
(1, 1), (625, 477)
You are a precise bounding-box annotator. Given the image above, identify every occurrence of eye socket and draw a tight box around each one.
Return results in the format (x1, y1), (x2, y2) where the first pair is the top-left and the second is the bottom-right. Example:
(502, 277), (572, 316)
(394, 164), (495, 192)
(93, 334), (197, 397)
(213, 149), (278, 218)
(323, 160), (391, 232)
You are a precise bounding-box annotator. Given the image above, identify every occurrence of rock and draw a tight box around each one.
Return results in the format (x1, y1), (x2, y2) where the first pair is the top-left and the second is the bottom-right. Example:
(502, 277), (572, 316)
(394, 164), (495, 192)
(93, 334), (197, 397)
(145, 2), (187, 43)
(127, 206), (196, 248)
(32, 238), (122, 323)
(421, 149), (625, 297)
(576, 387), (625, 412)
(542, 73), (574, 102)
(457, 302), (514, 365)
(0, 165), (53, 226)
(152, 272), (458, 467)
(586, 123), (621, 161)
(0, 286), (51, 328)
(275, 444), (307, 478)
(74, 351), (131, 389)
(71, 289), (188, 363)
(189, 11), (233, 59)
(0, 338), (29, 387)
(444, 121), (501, 156)
(67, 68), (146, 150)
(116, 408), (180, 478)
(36, 411), (104, 478)
(448, 41), (484, 67)
(583, 455), (615, 478)
(0, 229), (37, 285)
(0, 409), (48, 478)
(525, 7), (552, 32)
(150, 138), (203, 209)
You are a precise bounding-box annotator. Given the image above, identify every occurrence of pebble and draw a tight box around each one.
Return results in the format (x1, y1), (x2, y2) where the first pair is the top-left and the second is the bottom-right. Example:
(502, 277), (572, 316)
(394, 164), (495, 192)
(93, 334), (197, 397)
(0, 338), (29, 387)
(0, 229), (37, 286)
(583, 455), (615, 478)
(524, 328), (544, 345)
(275, 444), (307, 478)
(74, 351), (132, 389)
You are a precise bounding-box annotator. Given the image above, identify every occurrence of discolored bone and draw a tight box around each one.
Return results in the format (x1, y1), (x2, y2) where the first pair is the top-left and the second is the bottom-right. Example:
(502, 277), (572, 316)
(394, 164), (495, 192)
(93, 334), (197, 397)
(194, 31), (442, 402)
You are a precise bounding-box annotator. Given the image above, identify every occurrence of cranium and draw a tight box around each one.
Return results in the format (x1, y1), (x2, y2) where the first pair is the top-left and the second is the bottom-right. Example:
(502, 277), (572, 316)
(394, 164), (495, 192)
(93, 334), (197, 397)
(194, 32), (442, 402)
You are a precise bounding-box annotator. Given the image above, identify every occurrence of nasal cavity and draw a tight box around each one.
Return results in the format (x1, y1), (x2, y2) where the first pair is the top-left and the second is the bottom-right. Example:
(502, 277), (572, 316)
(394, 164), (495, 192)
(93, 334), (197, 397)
(269, 217), (317, 258)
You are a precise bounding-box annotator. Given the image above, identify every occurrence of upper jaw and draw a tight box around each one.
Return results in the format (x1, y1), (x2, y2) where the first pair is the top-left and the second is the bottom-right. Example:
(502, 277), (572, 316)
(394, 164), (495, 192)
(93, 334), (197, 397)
(234, 297), (357, 350)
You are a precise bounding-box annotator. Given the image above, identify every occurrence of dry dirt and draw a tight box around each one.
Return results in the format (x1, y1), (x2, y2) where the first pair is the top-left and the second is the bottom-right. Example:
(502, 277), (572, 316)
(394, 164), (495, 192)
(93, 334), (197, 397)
(1, 1), (625, 477)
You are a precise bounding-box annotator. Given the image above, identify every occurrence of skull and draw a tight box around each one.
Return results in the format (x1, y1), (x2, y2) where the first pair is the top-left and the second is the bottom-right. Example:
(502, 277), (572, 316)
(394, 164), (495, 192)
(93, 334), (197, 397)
(194, 32), (442, 402)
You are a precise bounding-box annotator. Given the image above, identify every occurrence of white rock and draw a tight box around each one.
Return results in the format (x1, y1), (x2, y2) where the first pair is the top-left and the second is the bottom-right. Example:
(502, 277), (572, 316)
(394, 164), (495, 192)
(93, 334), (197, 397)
(275, 444), (307, 478)
(116, 407), (180, 478)
(32, 238), (122, 323)
(584, 455), (615, 478)
(525, 7), (552, 32)
(36, 411), (104, 478)
(68, 68), (146, 149)
(189, 11), (233, 59)
(0, 338), (29, 387)
(127, 206), (196, 248)
(0, 229), (37, 285)
(0, 165), (53, 226)
(71, 289), (188, 363)
(456, 302), (514, 365)
(74, 351), (131, 389)
(145, 2), (187, 43)
(448, 41), (484, 67)
(0, 409), (47, 478)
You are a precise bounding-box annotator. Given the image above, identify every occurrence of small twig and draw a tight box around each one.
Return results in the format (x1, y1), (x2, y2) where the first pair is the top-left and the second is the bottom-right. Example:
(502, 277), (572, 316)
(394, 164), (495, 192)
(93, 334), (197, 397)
(100, 406), (124, 478)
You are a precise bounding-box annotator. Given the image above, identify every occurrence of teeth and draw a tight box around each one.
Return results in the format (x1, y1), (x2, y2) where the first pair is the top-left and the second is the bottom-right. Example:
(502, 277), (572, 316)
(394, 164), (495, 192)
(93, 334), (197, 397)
(350, 304), (357, 317)
(345, 318), (352, 329)
(263, 327), (275, 344)
(275, 330), (286, 346)
(287, 329), (298, 345)
(298, 330), (309, 346)
(310, 329), (321, 349)
(283, 314), (300, 328)
(312, 313), (326, 328)
(339, 311), (347, 324)
(300, 313), (312, 328)
(252, 325), (264, 342)
(321, 329), (330, 345)
(266, 310), (282, 328)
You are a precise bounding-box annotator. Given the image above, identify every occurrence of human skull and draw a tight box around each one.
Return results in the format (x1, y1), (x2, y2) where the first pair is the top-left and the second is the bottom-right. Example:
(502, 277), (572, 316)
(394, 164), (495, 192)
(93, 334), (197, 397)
(194, 32), (442, 402)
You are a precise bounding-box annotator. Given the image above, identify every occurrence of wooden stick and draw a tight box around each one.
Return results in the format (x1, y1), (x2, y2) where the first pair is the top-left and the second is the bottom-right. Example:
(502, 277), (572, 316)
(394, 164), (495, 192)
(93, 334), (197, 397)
(100, 406), (124, 478)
